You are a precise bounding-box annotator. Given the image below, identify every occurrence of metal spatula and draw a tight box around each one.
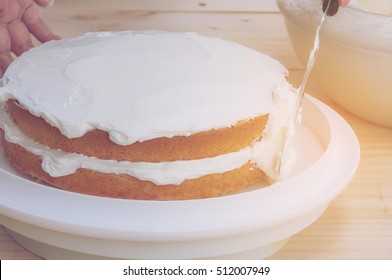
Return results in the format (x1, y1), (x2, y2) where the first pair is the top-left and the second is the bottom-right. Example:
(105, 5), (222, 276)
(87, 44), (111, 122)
(276, 0), (337, 177)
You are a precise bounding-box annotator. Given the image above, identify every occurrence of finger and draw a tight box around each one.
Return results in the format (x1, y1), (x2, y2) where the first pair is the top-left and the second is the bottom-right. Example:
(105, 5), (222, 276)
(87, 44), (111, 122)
(22, 3), (60, 43)
(33, 0), (54, 8)
(0, 47), (13, 76)
(0, 0), (8, 18)
(7, 20), (34, 56)
(0, 23), (13, 75)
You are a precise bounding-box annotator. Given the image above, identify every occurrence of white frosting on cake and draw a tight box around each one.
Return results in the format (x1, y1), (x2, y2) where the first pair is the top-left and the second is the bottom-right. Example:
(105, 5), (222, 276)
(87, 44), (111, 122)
(0, 30), (289, 145)
(252, 85), (298, 181)
(0, 30), (298, 183)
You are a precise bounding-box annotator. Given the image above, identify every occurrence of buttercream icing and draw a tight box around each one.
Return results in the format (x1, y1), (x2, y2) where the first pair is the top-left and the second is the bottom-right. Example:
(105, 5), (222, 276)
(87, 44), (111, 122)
(0, 30), (298, 183)
(0, 89), (297, 184)
(0, 30), (289, 145)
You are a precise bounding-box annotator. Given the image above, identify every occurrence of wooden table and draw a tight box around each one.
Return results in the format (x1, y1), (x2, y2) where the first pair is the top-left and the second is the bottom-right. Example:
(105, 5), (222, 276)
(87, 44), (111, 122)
(1, 0), (391, 260)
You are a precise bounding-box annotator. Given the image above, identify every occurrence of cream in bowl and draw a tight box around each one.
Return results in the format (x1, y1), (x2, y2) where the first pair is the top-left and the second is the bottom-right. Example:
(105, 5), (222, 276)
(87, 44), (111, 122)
(277, 0), (392, 127)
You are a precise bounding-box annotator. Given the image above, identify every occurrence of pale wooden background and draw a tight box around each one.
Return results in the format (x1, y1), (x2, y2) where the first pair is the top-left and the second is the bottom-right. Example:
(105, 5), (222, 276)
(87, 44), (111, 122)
(1, 0), (392, 260)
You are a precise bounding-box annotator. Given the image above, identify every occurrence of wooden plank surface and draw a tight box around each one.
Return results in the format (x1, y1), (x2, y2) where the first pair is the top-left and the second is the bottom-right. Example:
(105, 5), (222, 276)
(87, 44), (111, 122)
(40, 9), (301, 69)
(1, 0), (392, 260)
(49, 0), (280, 12)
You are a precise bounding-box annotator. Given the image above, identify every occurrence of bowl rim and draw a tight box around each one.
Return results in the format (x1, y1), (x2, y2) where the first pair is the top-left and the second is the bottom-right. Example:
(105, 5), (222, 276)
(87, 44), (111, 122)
(277, 0), (392, 52)
(344, 2), (392, 18)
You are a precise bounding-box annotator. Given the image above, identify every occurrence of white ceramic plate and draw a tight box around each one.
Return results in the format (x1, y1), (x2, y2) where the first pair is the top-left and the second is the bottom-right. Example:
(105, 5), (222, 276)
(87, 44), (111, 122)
(0, 95), (360, 259)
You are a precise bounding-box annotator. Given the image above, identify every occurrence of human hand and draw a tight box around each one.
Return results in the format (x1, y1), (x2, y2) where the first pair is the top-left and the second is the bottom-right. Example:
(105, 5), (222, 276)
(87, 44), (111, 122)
(0, 0), (60, 77)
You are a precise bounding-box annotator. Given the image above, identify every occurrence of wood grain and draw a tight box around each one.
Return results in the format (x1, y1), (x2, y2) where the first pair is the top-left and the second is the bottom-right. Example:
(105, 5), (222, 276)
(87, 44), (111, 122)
(50, 0), (280, 12)
(40, 9), (301, 69)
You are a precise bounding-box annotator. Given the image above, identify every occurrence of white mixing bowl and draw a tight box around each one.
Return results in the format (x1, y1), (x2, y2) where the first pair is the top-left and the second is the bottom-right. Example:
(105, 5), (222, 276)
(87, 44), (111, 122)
(277, 0), (392, 127)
